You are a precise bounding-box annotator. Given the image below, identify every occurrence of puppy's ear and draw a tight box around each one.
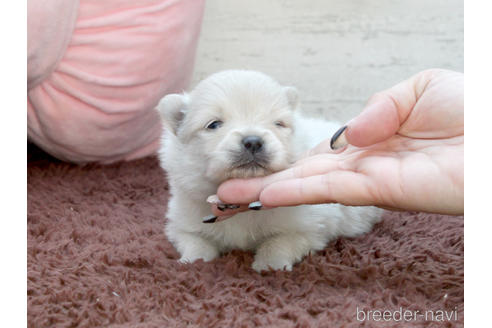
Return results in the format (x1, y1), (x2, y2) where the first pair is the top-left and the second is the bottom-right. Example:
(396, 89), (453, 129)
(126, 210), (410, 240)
(284, 87), (299, 110)
(156, 93), (190, 135)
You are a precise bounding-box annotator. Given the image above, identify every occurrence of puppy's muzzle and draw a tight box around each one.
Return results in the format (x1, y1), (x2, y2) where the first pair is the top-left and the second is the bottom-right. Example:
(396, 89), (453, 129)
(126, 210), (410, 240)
(241, 136), (263, 154)
(231, 135), (270, 170)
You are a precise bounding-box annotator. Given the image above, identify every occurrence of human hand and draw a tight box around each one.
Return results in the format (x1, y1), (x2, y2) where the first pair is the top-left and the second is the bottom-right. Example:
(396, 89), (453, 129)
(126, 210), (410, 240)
(209, 69), (463, 218)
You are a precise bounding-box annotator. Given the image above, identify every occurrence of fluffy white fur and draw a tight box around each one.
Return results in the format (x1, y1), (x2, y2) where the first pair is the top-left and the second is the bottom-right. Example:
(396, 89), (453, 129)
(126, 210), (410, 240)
(157, 70), (382, 272)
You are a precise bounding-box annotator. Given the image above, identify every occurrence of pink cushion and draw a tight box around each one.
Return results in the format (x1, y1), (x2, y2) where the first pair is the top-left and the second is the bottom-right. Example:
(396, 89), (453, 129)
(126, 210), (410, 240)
(28, 0), (205, 163)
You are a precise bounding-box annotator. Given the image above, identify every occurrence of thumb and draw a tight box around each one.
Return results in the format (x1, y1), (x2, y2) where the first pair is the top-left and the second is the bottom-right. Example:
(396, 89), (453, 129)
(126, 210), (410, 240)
(336, 72), (427, 148)
(344, 96), (402, 147)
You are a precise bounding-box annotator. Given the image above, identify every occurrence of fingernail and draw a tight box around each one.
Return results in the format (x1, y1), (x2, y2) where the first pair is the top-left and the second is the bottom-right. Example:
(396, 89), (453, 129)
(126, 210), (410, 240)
(248, 201), (262, 210)
(217, 204), (240, 211)
(330, 125), (348, 150)
(202, 215), (217, 223)
(206, 195), (221, 204)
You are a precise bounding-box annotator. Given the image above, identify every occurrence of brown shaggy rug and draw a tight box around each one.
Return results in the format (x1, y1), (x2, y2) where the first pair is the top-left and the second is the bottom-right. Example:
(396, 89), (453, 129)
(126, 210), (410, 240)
(27, 142), (464, 327)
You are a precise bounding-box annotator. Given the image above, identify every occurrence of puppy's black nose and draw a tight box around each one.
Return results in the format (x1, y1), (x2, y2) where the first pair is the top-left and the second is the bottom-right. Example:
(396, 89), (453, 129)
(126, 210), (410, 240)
(242, 136), (263, 154)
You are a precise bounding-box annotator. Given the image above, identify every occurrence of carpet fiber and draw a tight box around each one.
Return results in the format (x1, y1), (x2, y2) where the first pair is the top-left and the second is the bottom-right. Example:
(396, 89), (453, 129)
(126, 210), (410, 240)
(27, 143), (464, 327)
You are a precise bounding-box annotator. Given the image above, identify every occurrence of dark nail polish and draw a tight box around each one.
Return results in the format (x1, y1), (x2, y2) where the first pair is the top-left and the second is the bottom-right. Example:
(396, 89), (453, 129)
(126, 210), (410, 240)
(248, 201), (262, 210)
(330, 125), (348, 150)
(202, 215), (217, 223)
(217, 204), (240, 211)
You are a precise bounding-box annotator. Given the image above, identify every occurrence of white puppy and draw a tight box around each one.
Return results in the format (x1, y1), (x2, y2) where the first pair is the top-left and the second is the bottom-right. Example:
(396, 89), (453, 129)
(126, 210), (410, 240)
(157, 70), (382, 272)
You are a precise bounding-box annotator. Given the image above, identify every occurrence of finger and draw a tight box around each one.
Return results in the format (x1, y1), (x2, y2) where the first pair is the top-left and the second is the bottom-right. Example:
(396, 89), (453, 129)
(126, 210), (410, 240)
(343, 72), (432, 148)
(377, 205), (406, 212)
(217, 156), (342, 204)
(344, 96), (402, 147)
(259, 171), (377, 208)
(303, 139), (351, 158)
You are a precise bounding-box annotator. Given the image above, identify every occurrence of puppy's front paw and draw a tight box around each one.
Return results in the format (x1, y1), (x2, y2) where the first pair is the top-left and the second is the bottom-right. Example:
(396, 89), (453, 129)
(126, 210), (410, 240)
(174, 233), (219, 264)
(252, 255), (293, 272)
(251, 232), (319, 272)
(179, 244), (219, 264)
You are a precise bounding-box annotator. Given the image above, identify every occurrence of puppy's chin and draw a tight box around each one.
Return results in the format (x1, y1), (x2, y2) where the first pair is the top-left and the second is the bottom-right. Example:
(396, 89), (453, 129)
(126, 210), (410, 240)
(206, 159), (285, 183)
(228, 165), (272, 179)
(206, 164), (272, 183)
(205, 148), (292, 183)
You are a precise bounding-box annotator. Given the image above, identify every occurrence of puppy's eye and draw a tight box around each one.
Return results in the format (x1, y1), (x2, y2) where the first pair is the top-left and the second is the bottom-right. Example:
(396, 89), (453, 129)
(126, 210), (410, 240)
(275, 121), (286, 128)
(206, 120), (223, 130)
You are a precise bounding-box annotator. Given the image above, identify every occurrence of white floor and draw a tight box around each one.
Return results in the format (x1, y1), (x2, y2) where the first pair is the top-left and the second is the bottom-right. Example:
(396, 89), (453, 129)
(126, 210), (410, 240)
(192, 0), (463, 122)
